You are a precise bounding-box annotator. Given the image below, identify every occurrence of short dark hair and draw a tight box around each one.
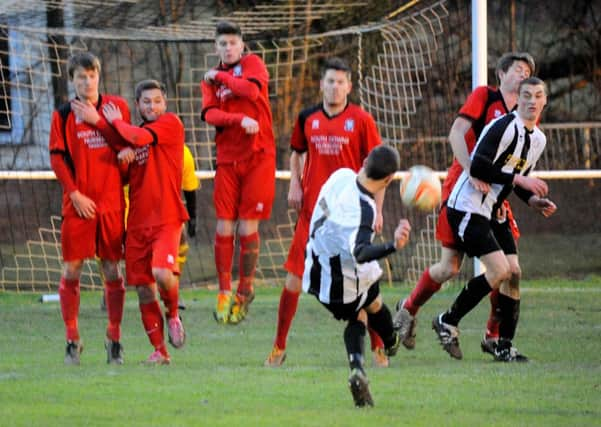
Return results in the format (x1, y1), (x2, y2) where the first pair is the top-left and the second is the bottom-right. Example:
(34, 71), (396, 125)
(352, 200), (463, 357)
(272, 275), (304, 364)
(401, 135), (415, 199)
(215, 21), (242, 37)
(365, 145), (400, 180)
(518, 76), (546, 95)
(495, 52), (536, 83)
(135, 79), (167, 101)
(68, 52), (101, 79)
(321, 57), (352, 79)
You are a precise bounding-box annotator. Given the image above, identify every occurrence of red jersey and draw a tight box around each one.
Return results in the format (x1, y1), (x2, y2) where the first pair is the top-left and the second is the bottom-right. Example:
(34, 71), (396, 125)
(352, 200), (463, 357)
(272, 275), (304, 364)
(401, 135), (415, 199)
(442, 86), (509, 199)
(124, 113), (189, 230)
(49, 94), (130, 217)
(291, 103), (381, 219)
(200, 53), (275, 164)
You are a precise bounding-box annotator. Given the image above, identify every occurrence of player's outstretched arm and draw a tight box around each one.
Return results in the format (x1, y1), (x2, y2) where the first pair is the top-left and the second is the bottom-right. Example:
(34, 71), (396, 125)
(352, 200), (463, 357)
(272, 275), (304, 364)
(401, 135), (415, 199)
(393, 219), (411, 250)
(528, 196), (557, 218)
(353, 219), (411, 263)
(513, 174), (548, 198)
(71, 99), (131, 151)
(448, 116), (473, 173)
(373, 188), (385, 234)
(103, 103), (154, 147)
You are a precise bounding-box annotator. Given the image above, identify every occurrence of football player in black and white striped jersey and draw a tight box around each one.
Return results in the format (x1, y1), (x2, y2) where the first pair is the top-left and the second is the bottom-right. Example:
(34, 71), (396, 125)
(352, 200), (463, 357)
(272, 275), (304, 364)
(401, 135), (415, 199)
(433, 77), (557, 362)
(302, 145), (411, 407)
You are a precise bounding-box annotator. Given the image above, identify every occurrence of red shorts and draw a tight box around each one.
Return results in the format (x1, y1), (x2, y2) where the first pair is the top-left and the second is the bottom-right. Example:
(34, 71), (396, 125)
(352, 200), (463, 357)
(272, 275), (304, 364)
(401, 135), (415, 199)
(61, 210), (124, 262)
(504, 201), (520, 241)
(214, 150), (275, 220)
(284, 213), (310, 277)
(435, 204), (457, 249)
(125, 222), (182, 285)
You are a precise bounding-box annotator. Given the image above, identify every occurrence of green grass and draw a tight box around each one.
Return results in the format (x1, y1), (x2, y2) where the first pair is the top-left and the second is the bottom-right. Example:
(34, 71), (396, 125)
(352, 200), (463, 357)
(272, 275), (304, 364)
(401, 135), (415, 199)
(1, 279), (600, 426)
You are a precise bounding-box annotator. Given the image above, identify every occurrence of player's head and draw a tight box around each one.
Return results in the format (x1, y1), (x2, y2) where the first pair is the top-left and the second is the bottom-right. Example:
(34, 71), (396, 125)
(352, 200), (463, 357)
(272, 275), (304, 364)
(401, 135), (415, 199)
(364, 145), (400, 185)
(517, 77), (547, 124)
(215, 21), (244, 65)
(320, 57), (352, 109)
(496, 52), (535, 92)
(68, 52), (101, 102)
(135, 79), (167, 122)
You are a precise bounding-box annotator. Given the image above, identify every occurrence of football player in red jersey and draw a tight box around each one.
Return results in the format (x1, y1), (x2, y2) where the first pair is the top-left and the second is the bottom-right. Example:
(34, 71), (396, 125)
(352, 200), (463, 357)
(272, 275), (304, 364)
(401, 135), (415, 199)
(265, 58), (390, 367)
(201, 21), (276, 325)
(49, 52), (130, 365)
(393, 52), (536, 357)
(103, 80), (189, 365)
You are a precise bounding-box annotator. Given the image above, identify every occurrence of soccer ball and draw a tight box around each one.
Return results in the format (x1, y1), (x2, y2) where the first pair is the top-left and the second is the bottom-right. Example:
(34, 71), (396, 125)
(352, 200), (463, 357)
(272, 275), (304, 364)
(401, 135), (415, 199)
(399, 165), (441, 211)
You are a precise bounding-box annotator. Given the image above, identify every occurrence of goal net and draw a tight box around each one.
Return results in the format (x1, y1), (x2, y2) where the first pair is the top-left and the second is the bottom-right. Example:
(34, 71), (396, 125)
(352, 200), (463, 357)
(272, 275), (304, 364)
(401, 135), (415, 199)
(1, 0), (600, 292)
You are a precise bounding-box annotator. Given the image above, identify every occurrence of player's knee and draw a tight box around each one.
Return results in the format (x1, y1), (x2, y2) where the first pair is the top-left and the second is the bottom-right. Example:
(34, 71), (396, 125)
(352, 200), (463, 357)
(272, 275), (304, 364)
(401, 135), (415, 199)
(431, 262), (460, 283)
(136, 285), (156, 304)
(216, 220), (235, 236)
(63, 260), (83, 279)
(284, 273), (302, 292)
(364, 295), (383, 314)
(101, 260), (120, 281)
(356, 309), (368, 324)
(153, 268), (175, 289)
(494, 265), (512, 286)
(238, 221), (259, 236)
(509, 270), (521, 289)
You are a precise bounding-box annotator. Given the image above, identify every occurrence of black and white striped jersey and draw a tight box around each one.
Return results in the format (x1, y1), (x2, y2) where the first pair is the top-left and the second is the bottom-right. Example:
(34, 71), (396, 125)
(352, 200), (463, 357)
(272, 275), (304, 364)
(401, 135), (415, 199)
(448, 111), (546, 219)
(302, 168), (386, 304)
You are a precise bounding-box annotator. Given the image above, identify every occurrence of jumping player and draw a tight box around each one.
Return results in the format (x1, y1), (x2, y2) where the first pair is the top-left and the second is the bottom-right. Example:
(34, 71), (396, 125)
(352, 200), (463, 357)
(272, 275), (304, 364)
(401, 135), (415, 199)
(103, 79), (189, 365)
(49, 52), (130, 365)
(265, 57), (389, 367)
(302, 145), (409, 407)
(432, 77), (556, 361)
(393, 52), (536, 356)
(201, 21), (276, 324)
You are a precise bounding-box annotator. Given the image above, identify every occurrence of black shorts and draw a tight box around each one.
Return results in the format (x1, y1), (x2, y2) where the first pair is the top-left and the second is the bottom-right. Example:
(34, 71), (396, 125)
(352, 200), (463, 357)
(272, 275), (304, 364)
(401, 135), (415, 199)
(491, 218), (517, 255)
(320, 281), (381, 321)
(446, 207), (500, 258)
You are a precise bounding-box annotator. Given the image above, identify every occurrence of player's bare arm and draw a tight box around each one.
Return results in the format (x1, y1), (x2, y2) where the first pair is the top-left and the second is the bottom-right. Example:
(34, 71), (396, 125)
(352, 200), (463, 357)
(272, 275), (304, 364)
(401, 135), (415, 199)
(449, 116), (491, 194)
(288, 151), (304, 211)
(69, 190), (97, 219)
(374, 189), (385, 234)
(393, 219), (411, 250)
(71, 98), (101, 126)
(513, 174), (548, 198)
(528, 196), (557, 218)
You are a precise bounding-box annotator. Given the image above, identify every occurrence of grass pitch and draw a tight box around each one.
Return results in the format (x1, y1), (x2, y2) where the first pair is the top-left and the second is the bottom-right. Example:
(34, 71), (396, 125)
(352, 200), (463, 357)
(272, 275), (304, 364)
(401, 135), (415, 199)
(0, 278), (600, 426)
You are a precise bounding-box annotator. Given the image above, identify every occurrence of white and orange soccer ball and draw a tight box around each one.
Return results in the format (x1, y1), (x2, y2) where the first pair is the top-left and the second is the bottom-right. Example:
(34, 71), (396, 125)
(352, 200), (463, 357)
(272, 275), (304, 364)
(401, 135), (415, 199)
(399, 165), (442, 211)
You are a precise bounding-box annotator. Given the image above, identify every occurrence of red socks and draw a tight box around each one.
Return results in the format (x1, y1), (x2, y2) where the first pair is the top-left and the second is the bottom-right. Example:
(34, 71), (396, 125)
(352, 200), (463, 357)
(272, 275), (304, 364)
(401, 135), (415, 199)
(238, 232), (259, 296)
(368, 327), (385, 351)
(404, 268), (442, 316)
(140, 300), (167, 355)
(486, 288), (500, 339)
(275, 287), (300, 350)
(105, 278), (125, 342)
(158, 280), (179, 320)
(59, 277), (80, 341)
(214, 233), (234, 293)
